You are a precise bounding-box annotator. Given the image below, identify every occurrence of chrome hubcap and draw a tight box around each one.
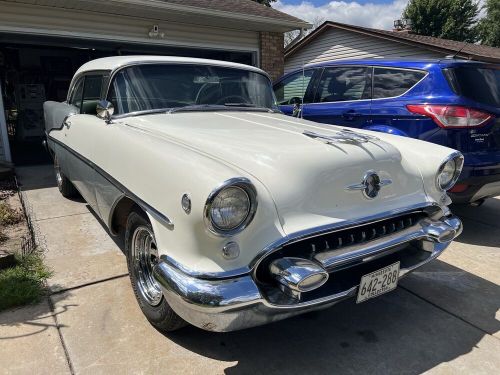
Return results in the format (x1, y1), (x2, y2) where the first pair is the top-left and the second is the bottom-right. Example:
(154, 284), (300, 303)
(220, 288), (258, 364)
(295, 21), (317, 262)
(54, 158), (63, 188)
(131, 226), (163, 306)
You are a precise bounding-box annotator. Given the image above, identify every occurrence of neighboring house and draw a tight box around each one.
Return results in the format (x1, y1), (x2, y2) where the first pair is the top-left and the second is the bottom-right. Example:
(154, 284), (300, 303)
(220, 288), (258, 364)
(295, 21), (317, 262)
(0, 0), (309, 163)
(285, 21), (500, 73)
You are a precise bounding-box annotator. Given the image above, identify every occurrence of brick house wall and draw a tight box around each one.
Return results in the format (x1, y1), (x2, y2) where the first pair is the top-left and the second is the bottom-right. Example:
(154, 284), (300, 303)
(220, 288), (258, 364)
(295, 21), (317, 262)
(260, 32), (284, 81)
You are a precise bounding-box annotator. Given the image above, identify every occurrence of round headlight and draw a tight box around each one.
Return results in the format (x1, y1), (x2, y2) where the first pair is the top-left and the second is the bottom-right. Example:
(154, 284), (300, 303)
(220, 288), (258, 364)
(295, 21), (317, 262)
(205, 178), (257, 235)
(211, 186), (250, 230)
(436, 153), (464, 191)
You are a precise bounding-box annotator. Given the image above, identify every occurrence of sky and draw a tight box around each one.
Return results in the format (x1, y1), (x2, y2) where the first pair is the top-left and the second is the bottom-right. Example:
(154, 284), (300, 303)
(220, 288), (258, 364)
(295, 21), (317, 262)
(275, 0), (486, 31)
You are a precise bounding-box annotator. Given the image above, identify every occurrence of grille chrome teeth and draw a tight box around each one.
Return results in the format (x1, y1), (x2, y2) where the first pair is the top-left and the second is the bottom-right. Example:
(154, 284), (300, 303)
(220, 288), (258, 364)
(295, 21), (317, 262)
(325, 240), (330, 249)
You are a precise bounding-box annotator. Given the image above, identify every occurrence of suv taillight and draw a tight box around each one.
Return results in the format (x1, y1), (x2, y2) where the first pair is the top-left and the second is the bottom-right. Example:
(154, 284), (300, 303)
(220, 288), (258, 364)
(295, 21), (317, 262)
(406, 104), (493, 128)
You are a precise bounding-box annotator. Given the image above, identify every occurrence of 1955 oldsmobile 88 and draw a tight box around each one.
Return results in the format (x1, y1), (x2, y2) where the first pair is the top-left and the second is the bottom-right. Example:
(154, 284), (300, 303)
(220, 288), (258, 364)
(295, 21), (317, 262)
(44, 56), (463, 332)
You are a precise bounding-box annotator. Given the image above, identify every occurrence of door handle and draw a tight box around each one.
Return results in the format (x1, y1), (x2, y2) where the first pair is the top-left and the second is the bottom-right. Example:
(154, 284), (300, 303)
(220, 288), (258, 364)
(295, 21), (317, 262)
(341, 110), (362, 120)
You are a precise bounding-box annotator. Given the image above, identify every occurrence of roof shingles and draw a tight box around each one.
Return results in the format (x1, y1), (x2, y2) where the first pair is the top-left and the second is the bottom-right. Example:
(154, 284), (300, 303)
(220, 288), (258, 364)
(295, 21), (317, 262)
(159, 0), (307, 25)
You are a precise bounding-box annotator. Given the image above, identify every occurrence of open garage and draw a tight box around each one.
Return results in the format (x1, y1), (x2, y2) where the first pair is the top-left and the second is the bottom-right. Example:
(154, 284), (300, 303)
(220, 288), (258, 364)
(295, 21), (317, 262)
(0, 0), (309, 165)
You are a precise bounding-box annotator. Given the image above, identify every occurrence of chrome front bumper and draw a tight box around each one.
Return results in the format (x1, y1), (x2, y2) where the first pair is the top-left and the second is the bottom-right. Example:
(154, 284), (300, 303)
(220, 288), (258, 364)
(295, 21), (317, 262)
(153, 215), (462, 332)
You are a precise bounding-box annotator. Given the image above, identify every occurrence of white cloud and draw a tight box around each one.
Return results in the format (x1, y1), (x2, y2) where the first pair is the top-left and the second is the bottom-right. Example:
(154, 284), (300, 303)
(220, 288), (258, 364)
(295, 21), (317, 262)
(275, 0), (486, 31)
(275, 0), (409, 30)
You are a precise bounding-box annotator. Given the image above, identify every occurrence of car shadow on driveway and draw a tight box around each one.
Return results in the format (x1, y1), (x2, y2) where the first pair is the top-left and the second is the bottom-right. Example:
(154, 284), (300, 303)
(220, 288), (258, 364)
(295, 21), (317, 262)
(157, 257), (500, 374)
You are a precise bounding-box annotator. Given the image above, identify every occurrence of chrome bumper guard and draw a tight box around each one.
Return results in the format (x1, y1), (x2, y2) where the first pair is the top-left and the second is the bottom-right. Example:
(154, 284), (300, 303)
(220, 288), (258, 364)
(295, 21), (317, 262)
(153, 215), (462, 332)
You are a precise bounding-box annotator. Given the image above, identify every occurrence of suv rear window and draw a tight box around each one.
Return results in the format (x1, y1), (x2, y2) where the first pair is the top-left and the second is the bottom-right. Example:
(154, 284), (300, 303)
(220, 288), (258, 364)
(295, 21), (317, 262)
(373, 68), (426, 99)
(444, 66), (500, 107)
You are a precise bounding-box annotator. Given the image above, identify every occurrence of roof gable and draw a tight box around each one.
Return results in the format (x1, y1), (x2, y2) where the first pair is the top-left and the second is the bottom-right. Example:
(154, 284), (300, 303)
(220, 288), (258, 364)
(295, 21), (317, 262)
(286, 21), (500, 63)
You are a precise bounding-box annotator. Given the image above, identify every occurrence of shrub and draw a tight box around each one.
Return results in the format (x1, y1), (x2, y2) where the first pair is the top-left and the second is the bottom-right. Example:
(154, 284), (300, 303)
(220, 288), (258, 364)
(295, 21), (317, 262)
(0, 253), (52, 311)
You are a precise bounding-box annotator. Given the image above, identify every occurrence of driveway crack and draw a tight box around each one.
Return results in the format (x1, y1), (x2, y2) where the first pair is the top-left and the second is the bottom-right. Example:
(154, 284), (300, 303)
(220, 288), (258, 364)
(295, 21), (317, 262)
(47, 295), (76, 375)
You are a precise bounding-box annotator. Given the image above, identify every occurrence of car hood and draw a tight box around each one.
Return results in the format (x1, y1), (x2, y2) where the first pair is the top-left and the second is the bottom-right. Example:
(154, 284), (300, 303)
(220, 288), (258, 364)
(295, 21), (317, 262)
(120, 112), (428, 234)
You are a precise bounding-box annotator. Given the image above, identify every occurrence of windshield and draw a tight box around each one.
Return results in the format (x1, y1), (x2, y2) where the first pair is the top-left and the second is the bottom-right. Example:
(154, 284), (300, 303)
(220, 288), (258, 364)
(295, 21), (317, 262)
(107, 64), (278, 115)
(444, 66), (500, 108)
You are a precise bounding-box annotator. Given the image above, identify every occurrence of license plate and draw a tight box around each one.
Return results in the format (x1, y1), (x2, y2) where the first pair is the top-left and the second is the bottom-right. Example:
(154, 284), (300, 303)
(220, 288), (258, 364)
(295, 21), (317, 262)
(356, 262), (400, 304)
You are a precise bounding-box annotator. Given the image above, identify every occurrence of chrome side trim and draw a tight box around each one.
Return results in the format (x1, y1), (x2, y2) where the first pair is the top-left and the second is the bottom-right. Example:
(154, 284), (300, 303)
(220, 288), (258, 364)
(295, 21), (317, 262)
(47, 135), (174, 229)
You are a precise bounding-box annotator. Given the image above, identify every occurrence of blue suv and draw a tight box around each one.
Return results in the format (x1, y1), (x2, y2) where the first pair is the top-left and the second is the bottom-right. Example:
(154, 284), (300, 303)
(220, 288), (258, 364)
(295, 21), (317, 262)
(273, 59), (500, 205)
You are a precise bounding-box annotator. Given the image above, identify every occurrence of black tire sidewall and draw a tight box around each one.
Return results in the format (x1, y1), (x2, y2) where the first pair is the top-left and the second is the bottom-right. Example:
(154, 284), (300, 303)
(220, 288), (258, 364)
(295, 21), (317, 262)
(125, 211), (175, 325)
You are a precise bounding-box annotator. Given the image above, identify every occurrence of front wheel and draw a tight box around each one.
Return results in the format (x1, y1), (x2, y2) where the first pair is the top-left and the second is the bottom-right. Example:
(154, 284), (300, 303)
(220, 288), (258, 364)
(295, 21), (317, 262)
(125, 211), (186, 332)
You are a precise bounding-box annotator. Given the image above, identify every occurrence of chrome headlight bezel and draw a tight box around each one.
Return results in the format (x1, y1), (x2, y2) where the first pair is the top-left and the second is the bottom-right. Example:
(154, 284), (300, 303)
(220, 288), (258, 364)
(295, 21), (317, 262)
(204, 177), (258, 236)
(436, 152), (464, 191)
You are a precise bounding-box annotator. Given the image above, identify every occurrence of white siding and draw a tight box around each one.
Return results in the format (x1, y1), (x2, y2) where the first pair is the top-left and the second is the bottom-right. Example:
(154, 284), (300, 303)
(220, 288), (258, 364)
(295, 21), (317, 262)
(285, 28), (444, 73)
(0, 1), (260, 52)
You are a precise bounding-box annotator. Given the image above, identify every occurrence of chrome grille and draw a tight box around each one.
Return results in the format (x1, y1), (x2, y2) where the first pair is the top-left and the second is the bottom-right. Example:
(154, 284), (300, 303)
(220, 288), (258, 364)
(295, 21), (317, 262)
(256, 211), (426, 283)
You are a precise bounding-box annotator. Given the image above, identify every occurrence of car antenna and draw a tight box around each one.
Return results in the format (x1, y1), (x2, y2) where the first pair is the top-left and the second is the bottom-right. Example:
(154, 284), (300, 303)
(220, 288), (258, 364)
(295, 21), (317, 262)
(300, 60), (305, 119)
(450, 42), (468, 60)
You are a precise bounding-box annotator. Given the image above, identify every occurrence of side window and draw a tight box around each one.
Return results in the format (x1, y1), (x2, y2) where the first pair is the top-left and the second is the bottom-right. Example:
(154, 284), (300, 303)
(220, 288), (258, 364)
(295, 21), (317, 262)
(81, 75), (104, 115)
(68, 78), (84, 110)
(273, 70), (314, 105)
(373, 68), (426, 99)
(316, 67), (371, 103)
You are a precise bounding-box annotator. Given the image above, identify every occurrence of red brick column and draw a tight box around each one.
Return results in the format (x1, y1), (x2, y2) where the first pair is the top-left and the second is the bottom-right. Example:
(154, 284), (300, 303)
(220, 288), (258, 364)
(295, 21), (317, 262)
(260, 32), (284, 81)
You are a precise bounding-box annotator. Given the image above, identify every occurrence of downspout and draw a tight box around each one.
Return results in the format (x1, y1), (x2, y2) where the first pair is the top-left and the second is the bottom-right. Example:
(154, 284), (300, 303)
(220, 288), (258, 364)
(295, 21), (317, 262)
(286, 28), (306, 49)
(0, 80), (12, 163)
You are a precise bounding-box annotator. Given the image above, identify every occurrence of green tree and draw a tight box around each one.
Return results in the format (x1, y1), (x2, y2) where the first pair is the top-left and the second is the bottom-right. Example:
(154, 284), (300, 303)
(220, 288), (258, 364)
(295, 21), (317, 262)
(478, 0), (500, 47)
(251, 0), (277, 7)
(403, 0), (480, 42)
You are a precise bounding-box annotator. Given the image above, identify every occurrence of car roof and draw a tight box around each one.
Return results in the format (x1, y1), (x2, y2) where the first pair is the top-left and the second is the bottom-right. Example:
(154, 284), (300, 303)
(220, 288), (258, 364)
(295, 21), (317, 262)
(282, 58), (490, 77)
(75, 55), (267, 76)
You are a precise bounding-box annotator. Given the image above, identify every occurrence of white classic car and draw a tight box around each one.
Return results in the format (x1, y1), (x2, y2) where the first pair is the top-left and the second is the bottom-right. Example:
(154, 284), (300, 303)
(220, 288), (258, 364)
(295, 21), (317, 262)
(44, 56), (463, 332)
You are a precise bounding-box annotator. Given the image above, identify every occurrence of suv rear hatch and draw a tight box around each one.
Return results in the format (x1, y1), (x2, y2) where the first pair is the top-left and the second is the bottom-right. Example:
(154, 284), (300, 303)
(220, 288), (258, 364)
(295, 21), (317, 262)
(442, 64), (500, 161)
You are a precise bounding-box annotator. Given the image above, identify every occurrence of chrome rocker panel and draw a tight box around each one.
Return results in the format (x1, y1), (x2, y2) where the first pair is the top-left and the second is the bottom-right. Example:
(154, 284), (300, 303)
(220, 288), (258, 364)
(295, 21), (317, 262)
(153, 215), (462, 332)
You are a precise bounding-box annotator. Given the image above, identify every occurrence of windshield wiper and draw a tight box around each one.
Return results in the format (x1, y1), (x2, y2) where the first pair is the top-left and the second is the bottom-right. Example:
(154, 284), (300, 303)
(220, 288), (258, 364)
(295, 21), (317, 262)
(168, 103), (280, 114)
(223, 102), (256, 107)
(113, 108), (171, 119)
(168, 104), (226, 114)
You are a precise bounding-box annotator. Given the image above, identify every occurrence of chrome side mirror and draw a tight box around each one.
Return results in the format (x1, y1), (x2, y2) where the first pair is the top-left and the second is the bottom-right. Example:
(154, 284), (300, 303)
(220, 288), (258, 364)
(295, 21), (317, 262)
(96, 100), (114, 122)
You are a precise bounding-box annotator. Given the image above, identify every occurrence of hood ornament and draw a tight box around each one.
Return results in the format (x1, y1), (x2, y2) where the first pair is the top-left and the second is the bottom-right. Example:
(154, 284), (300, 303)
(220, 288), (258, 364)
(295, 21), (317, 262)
(303, 129), (379, 144)
(347, 171), (392, 199)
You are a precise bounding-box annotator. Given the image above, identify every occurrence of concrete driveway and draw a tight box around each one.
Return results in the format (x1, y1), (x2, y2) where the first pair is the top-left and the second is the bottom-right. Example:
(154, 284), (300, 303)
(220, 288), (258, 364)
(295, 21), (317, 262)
(1, 164), (499, 374)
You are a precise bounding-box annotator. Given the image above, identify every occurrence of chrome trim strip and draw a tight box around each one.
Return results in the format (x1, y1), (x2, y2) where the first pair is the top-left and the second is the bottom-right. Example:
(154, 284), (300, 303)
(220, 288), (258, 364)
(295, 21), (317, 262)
(47, 135), (174, 229)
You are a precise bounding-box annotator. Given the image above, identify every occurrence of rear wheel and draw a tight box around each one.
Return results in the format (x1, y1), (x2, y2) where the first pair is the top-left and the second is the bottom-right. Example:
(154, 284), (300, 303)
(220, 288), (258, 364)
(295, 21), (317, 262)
(125, 211), (186, 332)
(54, 155), (78, 198)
